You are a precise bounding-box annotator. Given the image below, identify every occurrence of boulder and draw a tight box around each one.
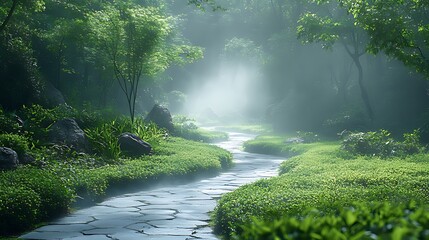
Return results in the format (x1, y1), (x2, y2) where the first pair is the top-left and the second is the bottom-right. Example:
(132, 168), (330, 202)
(48, 118), (87, 152)
(145, 104), (174, 132)
(118, 133), (152, 157)
(39, 80), (66, 108)
(0, 147), (19, 170)
(19, 153), (36, 165)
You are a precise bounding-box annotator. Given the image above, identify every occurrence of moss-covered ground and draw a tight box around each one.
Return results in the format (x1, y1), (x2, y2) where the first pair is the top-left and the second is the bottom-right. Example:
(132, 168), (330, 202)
(213, 133), (429, 239)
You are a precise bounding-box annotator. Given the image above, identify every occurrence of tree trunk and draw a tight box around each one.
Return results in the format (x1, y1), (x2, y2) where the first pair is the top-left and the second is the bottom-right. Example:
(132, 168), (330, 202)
(352, 55), (374, 121)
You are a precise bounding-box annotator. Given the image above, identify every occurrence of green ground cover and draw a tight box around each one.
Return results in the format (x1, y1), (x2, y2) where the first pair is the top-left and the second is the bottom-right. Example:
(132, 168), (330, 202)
(74, 137), (232, 199)
(213, 133), (429, 239)
(174, 127), (228, 143)
(0, 137), (231, 236)
(243, 135), (311, 157)
(218, 124), (273, 134)
(0, 105), (232, 237)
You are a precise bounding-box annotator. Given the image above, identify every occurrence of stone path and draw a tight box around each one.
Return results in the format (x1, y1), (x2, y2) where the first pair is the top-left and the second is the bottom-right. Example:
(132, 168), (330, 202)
(21, 131), (285, 240)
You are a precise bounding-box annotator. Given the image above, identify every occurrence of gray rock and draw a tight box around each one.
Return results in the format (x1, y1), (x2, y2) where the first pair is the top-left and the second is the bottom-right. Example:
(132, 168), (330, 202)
(0, 147), (19, 170)
(145, 104), (174, 132)
(48, 118), (87, 152)
(39, 80), (66, 108)
(118, 133), (152, 157)
(19, 153), (35, 165)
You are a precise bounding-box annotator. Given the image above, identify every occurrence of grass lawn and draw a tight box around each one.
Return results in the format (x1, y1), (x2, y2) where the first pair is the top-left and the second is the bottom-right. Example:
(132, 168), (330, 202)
(213, 134), (429, 239)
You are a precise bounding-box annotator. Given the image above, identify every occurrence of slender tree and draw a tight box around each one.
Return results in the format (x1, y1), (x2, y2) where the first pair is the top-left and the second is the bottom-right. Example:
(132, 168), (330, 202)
(297, 4), (374, 121)
(89, 4), (171, 122)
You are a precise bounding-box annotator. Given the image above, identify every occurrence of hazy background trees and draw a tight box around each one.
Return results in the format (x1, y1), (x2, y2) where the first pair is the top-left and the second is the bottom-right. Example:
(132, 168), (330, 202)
(1, 0), (428, 135)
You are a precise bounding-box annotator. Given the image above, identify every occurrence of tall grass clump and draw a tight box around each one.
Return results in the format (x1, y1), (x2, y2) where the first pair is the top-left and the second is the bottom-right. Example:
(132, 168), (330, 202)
(85, 117), (167, 160)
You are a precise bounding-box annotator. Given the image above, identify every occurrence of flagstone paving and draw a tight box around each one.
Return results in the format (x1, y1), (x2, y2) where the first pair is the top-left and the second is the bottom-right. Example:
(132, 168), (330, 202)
(21, 131), (285, 240)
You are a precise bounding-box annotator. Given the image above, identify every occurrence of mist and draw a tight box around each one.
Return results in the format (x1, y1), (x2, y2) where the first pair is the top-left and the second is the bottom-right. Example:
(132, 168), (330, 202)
(161, 0), (429, 137)
(1, 0), (428, 136)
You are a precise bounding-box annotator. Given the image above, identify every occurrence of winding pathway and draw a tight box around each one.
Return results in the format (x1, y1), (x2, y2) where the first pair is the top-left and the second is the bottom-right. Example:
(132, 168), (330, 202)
(21, 131), (285, 240)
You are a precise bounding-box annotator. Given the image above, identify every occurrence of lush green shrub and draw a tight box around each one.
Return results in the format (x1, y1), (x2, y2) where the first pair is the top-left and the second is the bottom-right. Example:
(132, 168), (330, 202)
(296, 131), (320, 143)
(322, 107), (369, 135)
(341, 129), (424, 157)
(0, 108), (22, 134)
(399, 130), (423, 155)
(0, 186), (41, 235)
(0, 168), (73, 220)
(18, 104), (58, 141)
(235, 202), (429, 240)
(0, 133), (30, 155)
(18, 104), (109, 142)
(0, 167), (73, 235)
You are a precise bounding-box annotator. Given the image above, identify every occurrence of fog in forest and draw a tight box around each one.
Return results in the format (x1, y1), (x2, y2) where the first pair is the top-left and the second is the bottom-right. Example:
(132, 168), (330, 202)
(1, 0), (429, 136)
(164, 0), (429, 137)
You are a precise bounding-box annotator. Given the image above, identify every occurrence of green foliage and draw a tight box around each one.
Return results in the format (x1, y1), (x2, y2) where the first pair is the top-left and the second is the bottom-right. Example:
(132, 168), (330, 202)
(0, 186), (41, 235)
(75, 137), (232, 199)
(131, 118), (168, 145)
(341, 0), (429, 78)
(18, 104), (75, 141)
(172, 116), (228, 143)
(17, 104), (111, 144)
(213, 138), (429, 238)
(341, 129), (424, 157)
(0, 34), (42, 110)
(400, 129), (423, 155)
(84, 121), (122, 161)
(219, 124), (273, 134)
(0, 108), (21, 134)
(296, 131), (320, 143)
(175, 127), (229, 143)
(297, 13), (341, 49)
(85, 117), (167, 160)
(235, 202), (429, 240)
(224, 37), (266, 64)
(0, 167), (73, 235)
(0, 168), (73, 218)
(243, 135), (314, 157)
(322, 107), (369, 135)
(0, 133), (30, 155)
(88, 3), (173, 122)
